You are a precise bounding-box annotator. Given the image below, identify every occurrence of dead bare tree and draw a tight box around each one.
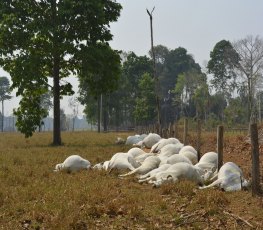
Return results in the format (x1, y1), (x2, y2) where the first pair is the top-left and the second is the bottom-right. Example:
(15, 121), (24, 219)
(233, 35), (263, 122)
(68, 96), (79, 131)
(146, 7), (162, 133)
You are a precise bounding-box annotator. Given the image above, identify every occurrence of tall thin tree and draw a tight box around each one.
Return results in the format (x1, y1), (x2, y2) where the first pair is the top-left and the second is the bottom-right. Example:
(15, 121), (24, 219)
(0, 77), (12, 132)
(147, 7), (162, 130)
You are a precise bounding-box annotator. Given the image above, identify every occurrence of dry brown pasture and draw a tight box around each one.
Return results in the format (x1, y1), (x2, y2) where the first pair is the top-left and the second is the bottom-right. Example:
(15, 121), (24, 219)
(0, 131), (263, 229)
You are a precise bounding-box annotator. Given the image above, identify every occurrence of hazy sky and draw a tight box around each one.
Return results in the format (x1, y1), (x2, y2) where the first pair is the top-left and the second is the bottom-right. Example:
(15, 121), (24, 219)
(1, 0), (263, 116)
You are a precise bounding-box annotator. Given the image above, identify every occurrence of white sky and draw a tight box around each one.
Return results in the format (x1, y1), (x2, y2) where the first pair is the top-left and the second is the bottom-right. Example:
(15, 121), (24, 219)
(1, 0), (263, 116)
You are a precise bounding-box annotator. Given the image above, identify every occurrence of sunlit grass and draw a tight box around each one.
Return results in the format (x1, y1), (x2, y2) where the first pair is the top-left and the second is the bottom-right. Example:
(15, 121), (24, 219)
(0, 131), (262, 229)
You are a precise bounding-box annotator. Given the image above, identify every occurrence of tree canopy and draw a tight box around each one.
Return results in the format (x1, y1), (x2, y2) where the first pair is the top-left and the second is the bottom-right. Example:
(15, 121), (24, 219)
(0, 0), (122, 144)
(207, 39), (240, 98)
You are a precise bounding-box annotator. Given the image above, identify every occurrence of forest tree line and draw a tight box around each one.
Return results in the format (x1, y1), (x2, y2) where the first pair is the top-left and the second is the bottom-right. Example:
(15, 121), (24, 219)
(79, 36), (263, 131)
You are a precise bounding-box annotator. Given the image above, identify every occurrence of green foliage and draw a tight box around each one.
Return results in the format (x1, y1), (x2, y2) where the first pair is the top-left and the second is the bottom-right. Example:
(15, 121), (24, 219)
(40, 91), (53, 111)
(78, 43), (121, 98)
(0, 77), (12, 102)
(207, 40), (239, 97)
(122, 52), (152, 96)
(0, 0), (122, 141)
(204, 113), (221, 129)
(209, 93), (227, 121)
(172, 70), (207, 118)
(133, 73), (155, 124)
(192, 82), (210, 119)
(224, 97), (248, 127)
(14, 90), (49, 137)
(161, 47), (201, 98)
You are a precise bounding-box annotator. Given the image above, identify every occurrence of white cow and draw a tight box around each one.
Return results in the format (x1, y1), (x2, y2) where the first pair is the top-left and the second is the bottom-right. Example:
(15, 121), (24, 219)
(138, 164), (171, 182)
(150, 138), (181, 153)
(142, 133), (162, 148)
(145, 162), (204, 187)
(127, 147), (146, 158)
(179, 150), (198, 164)
(157, 143), (184, 158)
(132, 134), (148, 148)
(200, 162), (250, 191)
(134, 152), (154, 164)
(160, 154), (192, 165)
(119, 156), (161, 177)
(198, 151), (218, 166)
(195, 152), (218, 181)
(179, 145), (197, 155)
(115, 137), (125, 144)
(125, 135), (142, 145)
(54, 155), (91, 173)
(108, 152), (140, 171)
(133, 140), (144, 148)
(93, 160), (110, 170)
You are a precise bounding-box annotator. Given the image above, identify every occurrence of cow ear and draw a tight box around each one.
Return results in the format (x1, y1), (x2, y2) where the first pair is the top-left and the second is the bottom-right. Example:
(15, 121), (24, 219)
(167, 175), (173, 181)
(211, 166), (217, 172)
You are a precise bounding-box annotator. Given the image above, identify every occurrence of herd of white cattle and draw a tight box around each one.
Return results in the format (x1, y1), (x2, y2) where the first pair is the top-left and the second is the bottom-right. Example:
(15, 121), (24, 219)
(54, 133), (250, 192)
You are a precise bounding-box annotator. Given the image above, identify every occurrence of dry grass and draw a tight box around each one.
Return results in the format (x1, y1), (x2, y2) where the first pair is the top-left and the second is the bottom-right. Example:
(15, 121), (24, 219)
(0, 131), (262, 229)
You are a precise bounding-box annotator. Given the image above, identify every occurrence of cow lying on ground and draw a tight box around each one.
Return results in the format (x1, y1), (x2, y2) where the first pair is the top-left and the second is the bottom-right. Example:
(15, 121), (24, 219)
(107, 152), (141, 171)
(138, 163), (171, 183)
(179, 145), (198, 164)
(157, 143), (184, 158)
(119, 156), (161, 177)
(142, 133), (162, 148)
(199, 162), (250, 191)
(54, 155), (91, 173)
(145, 162), (204, 187)
(150, 138), (181, 153)
(195, 151), (218, 181)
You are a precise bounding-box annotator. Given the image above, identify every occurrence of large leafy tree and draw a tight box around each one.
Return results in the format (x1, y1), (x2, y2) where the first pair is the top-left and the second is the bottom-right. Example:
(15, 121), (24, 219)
(78, 43), (121, 132)
(161, 47), (201, 98)
(133, 73), (155, 125)
(149, 45), (169, 76)
(0, 76), (12, 132)
(122, 52), (153, 98)
(172, 70), (207, 118)
(14, 89), (49, 137)
(119, 52), (152, 124)
(207, 40), (240, 99)
(0, 0), (121, 145)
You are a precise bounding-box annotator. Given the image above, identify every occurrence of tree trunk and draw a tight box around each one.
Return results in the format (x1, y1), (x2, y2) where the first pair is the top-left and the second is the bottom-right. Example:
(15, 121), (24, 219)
(97, 97), (101, 133)
(51, 0), (61, 145)
(53, 55), (61, 145)
(103, 95), (107, 132)
(1, 100), (4, 132)
(72, 117), (75, 131)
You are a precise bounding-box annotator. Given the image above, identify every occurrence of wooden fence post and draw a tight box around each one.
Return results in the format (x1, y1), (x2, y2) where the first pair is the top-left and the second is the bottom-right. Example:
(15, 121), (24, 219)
(169, 123), (172, 138)
(250, 123), (261, 196)
(217, 125), (224, 170)
(162, 128), (165, 138)
(174, 123), (177, 138)
(183, 118), (188, 145)
(154, 123), (158, 134)
(196, 119), (201, 161)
